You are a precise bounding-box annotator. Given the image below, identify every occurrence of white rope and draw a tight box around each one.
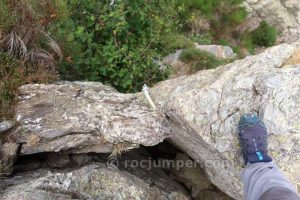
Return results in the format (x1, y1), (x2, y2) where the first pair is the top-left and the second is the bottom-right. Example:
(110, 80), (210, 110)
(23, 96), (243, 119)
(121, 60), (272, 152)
(110, 0), (115, 6)
(142, 84), (157, 110)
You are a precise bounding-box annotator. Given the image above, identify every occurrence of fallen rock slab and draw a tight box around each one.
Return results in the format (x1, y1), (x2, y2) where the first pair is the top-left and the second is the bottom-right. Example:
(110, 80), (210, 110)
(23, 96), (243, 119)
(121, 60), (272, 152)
(15, 82), (171, 155)
(150, 43), (300, 199)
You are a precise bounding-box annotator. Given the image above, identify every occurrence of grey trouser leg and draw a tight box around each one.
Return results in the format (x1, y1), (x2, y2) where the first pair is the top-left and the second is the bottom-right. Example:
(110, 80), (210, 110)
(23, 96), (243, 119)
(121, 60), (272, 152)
(242, 161), (299, 200)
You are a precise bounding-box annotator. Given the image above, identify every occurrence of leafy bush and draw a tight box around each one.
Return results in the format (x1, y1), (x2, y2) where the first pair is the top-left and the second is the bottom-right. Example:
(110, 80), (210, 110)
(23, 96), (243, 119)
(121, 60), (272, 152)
(251, 21), (277, 47)
(179, 48), (222, 74)
(49, 0), (177, 92)
(0, 52), (57, 120)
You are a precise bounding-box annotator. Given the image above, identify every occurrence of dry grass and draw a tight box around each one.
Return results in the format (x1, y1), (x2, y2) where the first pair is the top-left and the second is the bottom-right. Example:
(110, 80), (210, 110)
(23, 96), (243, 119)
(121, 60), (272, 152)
(0, 0), (62, 69)
(0, 142), (15, 178)
(0, 161), (13, 178)
(0, 0), (62, 120)
(110, 143), (129, 158)
(190, 15), (210, 35)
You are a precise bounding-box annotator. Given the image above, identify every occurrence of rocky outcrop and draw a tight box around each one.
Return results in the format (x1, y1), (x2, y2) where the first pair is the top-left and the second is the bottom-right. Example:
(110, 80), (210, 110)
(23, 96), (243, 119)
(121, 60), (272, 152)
(0, 162), (190, 200)
(170, 153), (232, 200)
(14, 82), (170, 155)
(244, 0), (300, 43)
(150, 42), (300, 199)
(1, 42), (300, 199)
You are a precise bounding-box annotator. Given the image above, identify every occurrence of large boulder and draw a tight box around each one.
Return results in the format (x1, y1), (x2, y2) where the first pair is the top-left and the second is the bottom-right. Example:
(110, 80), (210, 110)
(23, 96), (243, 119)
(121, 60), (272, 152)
(150, 42), (300, 199)
(14, 81), (170, 155)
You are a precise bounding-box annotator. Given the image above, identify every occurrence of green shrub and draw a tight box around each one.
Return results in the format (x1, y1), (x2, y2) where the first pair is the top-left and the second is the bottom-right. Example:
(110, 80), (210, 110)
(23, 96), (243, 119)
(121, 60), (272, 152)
(179, 48), (222, 74)
(49, 0), (177, 92)
(251, 21), (277, 47)
(237, 21), (277, 54)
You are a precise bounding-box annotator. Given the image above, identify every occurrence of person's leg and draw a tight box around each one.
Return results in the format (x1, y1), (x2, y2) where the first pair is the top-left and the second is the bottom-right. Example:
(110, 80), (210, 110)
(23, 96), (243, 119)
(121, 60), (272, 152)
(260, 186), (300, 200)
(238, 114), (300, 200)
(242, 161), (298, 200)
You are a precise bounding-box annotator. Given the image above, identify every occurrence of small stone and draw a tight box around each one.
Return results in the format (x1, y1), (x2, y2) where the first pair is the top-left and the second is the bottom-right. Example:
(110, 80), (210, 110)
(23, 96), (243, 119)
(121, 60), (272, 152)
(0, 121), (14, 134)
(195, 45), (235, 59)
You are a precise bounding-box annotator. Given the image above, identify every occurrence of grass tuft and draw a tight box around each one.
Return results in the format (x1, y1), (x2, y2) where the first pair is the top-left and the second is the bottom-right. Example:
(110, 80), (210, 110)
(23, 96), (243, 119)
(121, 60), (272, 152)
(251, 21), (277, 47)
(0, 0), (63, 70)
(110, 143), (129, 158)
(179, 48), (223, 74)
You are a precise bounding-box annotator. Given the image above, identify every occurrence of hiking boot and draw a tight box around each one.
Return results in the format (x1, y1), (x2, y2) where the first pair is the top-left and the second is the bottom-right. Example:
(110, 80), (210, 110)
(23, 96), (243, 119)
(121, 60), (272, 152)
(238, 113), (273, 164)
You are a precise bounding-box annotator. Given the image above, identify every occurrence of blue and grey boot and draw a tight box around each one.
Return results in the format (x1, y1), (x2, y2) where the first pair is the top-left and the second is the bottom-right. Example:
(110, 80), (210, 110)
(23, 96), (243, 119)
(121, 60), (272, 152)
(238, 113), (273, 164)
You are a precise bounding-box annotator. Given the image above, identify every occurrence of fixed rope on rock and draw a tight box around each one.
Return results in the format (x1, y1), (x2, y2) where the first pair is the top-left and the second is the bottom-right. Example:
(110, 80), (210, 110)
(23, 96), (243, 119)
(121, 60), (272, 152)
(142, 84), (157, 110)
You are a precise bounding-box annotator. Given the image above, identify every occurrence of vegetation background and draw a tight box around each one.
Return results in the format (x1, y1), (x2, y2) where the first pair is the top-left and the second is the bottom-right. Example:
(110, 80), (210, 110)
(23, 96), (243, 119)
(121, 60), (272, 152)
(0, 0), (277, 120)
